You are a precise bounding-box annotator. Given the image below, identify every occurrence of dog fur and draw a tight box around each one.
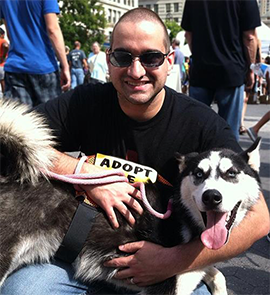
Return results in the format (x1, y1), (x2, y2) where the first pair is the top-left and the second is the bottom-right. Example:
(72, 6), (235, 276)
(0, 98), (261, 294)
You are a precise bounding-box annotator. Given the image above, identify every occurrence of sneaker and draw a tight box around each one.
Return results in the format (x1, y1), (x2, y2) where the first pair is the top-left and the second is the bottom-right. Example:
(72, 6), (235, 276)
(267, 232), (270, 242)
(247, 127), (258, 142)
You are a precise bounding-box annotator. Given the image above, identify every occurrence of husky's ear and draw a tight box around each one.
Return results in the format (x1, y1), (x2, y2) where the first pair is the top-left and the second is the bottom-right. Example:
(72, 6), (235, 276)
(240, 137), (261, 172)
(175, 152), (199, 173)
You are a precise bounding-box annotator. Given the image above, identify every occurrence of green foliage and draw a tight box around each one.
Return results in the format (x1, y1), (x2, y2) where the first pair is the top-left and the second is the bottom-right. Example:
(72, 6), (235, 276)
(59, 0), (107, 55)
(165, 20), (182, 42)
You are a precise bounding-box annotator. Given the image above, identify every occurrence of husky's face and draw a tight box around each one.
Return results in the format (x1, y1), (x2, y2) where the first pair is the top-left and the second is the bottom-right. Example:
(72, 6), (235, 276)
(177, 140), (261, 250)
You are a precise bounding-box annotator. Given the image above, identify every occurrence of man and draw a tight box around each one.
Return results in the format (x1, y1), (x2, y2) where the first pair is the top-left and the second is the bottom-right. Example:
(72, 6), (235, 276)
(1, 8), (269, 295)
(0, 0), (70, 107)
(0, 27), (8, 96)
(181, 0), (261, 141)
(87, 41), (108, 83)
(68, 41), (88, 89)
(171, 38), (185, 85)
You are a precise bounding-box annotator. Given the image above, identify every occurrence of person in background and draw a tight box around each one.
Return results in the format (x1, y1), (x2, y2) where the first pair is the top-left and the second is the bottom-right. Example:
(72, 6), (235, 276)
(87, 41), (108, 83)
(0, 0), (70, 107)
(65, 46), (70, 58)
(181, 0), (261, 141)
(68, 41), (88, 89)
(0, 27), (9, 96)
(171, 38), (185, 87)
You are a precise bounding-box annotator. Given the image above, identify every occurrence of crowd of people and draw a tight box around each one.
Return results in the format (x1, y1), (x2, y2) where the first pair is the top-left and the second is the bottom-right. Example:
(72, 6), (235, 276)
(0, 0), (269, 294)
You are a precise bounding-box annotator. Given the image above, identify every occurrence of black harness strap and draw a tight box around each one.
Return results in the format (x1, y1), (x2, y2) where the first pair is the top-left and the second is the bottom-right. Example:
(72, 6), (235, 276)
(55, 199), (98, 263)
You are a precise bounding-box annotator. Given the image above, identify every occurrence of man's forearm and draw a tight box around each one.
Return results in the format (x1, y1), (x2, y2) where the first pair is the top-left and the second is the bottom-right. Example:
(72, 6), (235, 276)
(51, 148), (106, 175)
(243, 29), (257, 66)
(44, 13), (69, 72)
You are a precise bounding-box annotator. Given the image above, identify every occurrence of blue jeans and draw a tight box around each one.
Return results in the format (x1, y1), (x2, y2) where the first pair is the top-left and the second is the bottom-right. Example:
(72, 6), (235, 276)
(0, 260), (211, 295)
(189, 85), (244, 141)
(71, 68), (85, 89)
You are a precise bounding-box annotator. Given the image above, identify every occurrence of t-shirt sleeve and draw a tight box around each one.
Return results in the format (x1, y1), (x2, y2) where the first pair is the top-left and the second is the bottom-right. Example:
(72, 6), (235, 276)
(239, 0), (261, 31)
(81, 50), (86, 60)
(43, 0), (60, 15)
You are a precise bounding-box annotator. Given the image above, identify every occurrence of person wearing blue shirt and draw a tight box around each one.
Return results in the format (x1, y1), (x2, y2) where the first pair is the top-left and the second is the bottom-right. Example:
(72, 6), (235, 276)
(0, 0), (70, 106)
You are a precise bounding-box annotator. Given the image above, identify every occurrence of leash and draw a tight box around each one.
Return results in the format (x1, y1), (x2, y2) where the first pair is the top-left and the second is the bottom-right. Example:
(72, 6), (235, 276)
(45, 158), (172, 220)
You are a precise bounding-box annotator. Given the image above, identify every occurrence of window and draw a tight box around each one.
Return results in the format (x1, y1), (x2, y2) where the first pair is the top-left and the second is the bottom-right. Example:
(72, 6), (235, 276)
(154, 4), (158, 13)
(166, 4), (171, 13)
(174, 3), (179, 12)
(108, 9), (112, 23)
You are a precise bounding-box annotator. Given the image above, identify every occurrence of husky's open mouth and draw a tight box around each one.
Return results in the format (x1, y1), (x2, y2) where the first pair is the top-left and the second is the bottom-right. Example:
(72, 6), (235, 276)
(201, 201), (242, 250)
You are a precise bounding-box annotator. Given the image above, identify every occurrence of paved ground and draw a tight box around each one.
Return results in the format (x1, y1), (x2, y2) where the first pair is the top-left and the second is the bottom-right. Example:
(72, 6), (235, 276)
(212, 102), (270, 295)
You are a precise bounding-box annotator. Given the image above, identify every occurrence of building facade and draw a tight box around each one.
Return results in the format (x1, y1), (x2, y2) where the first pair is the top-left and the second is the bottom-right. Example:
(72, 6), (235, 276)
(258, 0), (270, 27)
(99, 0), (138, 41)
(138, 0), (186, 25)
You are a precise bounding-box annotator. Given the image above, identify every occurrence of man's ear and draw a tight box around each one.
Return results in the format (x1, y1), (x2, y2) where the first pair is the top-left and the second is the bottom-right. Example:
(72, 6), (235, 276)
(167, 51), (175, 75)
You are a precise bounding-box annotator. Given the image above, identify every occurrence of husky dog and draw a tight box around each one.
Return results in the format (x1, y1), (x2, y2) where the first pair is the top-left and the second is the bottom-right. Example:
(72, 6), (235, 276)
(0, 98), (261, 295)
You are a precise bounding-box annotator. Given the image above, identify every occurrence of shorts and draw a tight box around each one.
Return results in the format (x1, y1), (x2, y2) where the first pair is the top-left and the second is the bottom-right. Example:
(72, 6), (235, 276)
(4, 71), (61, 107)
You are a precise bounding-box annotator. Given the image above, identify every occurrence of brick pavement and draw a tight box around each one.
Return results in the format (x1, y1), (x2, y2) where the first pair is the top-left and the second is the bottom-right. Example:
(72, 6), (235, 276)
(212, 103), (270, 295)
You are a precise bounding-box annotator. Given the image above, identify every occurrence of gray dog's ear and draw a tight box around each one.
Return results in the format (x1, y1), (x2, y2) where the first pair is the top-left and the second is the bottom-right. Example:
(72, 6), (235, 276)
(240, 137), (261, 172)
(175, 152), (199, 173)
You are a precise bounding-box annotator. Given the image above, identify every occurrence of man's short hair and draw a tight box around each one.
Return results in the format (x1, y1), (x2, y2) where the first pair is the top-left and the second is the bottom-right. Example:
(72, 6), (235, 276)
(110, 8), (170, 53)
(172, 38), (180, 46)
(74, 41), (81, 48)
(92, 41), (100, 48)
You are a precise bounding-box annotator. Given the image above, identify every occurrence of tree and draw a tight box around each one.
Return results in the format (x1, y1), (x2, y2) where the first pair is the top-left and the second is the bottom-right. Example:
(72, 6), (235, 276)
(165, 20), (182, 42)
(59, 0), (107, 54)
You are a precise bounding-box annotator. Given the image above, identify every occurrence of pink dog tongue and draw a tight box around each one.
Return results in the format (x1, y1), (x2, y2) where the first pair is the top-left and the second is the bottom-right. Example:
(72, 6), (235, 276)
(201, 212), (228, 250)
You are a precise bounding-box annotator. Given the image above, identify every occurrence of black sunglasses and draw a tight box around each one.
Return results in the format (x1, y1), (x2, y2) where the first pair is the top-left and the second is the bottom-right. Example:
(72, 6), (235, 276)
(108, 50), (170, 68)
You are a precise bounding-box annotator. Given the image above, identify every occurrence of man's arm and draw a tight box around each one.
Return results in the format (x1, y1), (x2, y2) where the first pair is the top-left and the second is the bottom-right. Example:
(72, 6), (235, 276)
(44, 13), (71, 92)
(107, 192), (269, 286)
(82, 58), (88, 71)
(243, 29), (257, 91)
(0, 39), (8, 64)
(185, 31), (192, 53)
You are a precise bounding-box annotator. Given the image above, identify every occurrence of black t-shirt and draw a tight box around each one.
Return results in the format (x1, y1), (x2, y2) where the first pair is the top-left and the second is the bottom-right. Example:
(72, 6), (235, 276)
(36, 83), (241, 185)
(68, 49), (86, 69)
(181, 0), (261, 88)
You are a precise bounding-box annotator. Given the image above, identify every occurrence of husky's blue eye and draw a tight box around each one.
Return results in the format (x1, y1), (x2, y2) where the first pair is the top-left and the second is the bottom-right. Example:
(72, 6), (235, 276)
(195, 170), (203, 178)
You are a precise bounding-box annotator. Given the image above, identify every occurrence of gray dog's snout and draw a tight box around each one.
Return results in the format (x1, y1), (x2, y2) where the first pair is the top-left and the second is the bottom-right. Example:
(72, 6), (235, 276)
(202, 189), (222, 209)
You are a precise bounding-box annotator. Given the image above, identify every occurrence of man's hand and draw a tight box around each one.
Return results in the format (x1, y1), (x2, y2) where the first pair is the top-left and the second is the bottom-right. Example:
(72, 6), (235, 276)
(60, 67), (71, 92)
(104, 241), (177, 286)
(81, 182), (143, 228)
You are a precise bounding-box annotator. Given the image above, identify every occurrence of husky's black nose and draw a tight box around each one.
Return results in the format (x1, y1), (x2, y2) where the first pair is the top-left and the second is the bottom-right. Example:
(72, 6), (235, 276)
(202, 189), (222, 209)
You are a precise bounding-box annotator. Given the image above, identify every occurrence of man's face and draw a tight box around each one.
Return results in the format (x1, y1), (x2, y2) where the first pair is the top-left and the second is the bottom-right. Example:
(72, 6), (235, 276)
(92, 43), (100, 54)
(107, 20), (173, 108)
